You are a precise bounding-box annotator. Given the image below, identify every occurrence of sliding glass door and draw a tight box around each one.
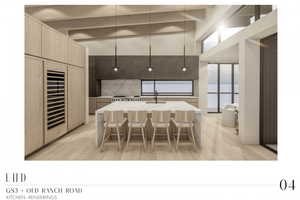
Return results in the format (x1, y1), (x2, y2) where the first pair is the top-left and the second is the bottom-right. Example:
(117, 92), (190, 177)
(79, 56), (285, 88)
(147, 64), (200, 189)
(207, 64), (239, 113)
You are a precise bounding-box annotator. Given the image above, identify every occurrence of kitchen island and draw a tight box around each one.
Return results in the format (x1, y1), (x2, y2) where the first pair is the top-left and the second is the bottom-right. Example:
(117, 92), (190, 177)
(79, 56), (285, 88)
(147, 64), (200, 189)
(95, 101), (202, 148)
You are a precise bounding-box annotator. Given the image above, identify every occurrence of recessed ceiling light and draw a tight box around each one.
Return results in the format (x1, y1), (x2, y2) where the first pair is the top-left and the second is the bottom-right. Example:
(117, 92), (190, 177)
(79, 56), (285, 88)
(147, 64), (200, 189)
(113, 67), (119, 72)
(147, 67), (153, 72)
(182, 67), (187, 72)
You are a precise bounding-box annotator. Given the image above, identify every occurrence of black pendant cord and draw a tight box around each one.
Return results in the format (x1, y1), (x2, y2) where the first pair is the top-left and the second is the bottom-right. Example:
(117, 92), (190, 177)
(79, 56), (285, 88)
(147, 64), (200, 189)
(148, 7), (152, 69)
(183, 6), (187, 69)
(183, 45), (186, 67)
(115, 45), (117, 68)
(114, 5), (118, 70)
(149, 45), (151, 67)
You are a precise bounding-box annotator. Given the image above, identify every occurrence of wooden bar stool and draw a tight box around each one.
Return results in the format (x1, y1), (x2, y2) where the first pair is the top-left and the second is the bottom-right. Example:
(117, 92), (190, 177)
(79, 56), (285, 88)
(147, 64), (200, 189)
(151, 111), (172, 150)
(126, 111), (148, 150)
(172, 110), (196, 150)
(100, 110), (127, 151)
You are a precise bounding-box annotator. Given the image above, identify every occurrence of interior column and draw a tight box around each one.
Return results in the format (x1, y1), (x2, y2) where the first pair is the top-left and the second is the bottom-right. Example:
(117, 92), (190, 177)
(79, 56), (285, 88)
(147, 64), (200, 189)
(238, 39), (260, 144)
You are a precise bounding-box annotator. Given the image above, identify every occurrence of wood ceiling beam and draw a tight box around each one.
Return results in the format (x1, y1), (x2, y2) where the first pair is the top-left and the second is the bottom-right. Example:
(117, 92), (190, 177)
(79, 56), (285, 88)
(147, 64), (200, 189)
(25, 5), (212, 22)
(45, 9), (205, 32)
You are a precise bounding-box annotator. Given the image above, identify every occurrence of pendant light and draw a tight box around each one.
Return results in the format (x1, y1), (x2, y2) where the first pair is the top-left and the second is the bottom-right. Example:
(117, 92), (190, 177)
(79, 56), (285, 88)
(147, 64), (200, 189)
(113, 5), (119, 72)
(147, 7), (153, 72)
(181, 6), (188, 72)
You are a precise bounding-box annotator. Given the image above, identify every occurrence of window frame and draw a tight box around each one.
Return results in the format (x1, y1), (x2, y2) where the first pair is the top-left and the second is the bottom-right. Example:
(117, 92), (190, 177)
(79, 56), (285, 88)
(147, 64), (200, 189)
(141, 80), (194, 96)
(207, 63), (239, 113)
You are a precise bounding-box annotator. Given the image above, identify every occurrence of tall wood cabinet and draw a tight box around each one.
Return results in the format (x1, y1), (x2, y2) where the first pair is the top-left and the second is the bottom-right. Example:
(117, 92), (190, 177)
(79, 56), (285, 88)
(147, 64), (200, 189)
(25, 14), (86, 156)
(25, 56), (44, 155)
(68, 65), (85, 131)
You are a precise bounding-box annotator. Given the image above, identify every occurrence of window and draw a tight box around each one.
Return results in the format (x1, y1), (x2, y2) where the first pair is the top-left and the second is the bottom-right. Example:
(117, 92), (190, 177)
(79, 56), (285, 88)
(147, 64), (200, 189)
(202, 31), (219, 52)
(220, 27), (245, 42)
(208, 64), (218, 112)
(207, 64), (239, 113)
(202, 26), (245, 52)
(141, 80), (193, 96)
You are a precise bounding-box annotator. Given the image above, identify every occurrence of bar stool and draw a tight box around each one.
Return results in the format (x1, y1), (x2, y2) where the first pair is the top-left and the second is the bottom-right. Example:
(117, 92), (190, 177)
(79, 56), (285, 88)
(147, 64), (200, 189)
(132, 96), (142, 101)
(151, 111), (172, 150)
(112, 98), (121, 102)
(126, 111), (147, 150)
(172, 110), (196, 150)
(100, 110), (127, 151)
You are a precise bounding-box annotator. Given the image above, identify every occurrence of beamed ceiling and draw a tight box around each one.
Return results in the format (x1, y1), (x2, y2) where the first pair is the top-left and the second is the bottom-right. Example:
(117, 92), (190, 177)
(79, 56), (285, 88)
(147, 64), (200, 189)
(25, 5), (272, 41)
(25, 5), (213, 40)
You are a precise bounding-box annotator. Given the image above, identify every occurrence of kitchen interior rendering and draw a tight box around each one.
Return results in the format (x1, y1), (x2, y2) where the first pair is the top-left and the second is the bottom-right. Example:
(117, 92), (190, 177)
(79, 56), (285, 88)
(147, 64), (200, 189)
(24, 5), (277, 160)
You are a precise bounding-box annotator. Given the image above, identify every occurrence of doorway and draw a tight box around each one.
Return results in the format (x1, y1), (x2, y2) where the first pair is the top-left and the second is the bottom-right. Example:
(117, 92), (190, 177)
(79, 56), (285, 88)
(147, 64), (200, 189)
(260, 33), (277, 153)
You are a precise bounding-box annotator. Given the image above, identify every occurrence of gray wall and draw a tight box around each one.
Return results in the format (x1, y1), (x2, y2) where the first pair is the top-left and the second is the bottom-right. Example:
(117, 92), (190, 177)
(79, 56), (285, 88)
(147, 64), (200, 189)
(260, 33), (277, 145)
(91, 56), (199, 80)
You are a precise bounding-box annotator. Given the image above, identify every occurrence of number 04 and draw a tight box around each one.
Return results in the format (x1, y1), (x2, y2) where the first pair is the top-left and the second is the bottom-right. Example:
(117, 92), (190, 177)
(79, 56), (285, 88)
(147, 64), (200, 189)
(280, 179), (295, 191)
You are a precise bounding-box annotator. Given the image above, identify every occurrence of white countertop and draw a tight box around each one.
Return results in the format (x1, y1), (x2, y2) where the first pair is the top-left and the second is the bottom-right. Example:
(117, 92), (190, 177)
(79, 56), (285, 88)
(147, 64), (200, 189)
(95, 96), (199, 99)
(96, 101), (201, 113)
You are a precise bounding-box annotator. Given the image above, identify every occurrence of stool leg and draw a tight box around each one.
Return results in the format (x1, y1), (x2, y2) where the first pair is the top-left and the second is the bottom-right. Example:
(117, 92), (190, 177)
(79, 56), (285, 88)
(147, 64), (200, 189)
(116, 127), (121, 151)
(176, 127), (181, 150)
(151, 127), (157, 150)
(100, 127), (107, 151)
(126, 127), (132, 148)
(141, 127), (146, 151)
(190, 127), (196, 150)
(166, 127), (171, 150)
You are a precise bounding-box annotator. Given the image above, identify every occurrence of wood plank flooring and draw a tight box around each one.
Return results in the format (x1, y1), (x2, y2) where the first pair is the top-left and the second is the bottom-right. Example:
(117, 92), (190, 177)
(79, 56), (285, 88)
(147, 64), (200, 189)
(27, 114), (277, 160)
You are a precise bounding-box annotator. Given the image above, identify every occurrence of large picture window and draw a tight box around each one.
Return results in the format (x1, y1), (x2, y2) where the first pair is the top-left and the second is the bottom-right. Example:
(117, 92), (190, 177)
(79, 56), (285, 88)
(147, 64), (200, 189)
(208, 64), (239, 113)
(141, 80), (193, 96)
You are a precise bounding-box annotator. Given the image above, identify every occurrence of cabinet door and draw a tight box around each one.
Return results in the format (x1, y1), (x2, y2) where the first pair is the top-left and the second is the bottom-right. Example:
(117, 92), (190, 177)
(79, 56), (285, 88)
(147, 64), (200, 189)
(42, 25), (68, 63)
(44, 60), (68, 144)
(25, 15), (42, 57)
(25, 56), (44, 155)
(68, 40), (86, 67)
(68, 65), (85, 130)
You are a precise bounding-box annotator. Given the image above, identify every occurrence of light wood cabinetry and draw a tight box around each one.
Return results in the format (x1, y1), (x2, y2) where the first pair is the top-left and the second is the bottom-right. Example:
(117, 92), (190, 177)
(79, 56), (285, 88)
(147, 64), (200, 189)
(25, 14), (42, 57)
(68, 39), (86, 67)
(42, 25), (68, 63)
(89, 97), (96, 114)
(25, 14), (87, 156)
(44, 60), (68, 144)
(25, 56), (44, 155)
(68, 65), (85, 130)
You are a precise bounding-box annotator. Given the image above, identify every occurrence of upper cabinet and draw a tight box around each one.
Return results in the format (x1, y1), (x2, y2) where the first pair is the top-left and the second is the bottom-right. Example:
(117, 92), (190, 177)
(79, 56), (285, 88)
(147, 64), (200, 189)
(42, 25), (68, 63)
(68, 39), (86, 67)
(25, 14), (86, 67)
(25, 14), (42, 57)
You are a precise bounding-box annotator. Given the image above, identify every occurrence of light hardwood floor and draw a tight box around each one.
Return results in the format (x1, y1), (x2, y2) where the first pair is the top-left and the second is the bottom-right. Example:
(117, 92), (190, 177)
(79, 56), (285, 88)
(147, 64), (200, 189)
(27, 114), (277, 160)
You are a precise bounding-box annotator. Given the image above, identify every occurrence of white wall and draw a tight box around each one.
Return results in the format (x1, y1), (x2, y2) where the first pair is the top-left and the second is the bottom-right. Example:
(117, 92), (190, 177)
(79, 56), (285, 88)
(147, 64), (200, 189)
(198, 62), (208, 111)
(79, 31), (196, 56)
(238, 39), (260, 144)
